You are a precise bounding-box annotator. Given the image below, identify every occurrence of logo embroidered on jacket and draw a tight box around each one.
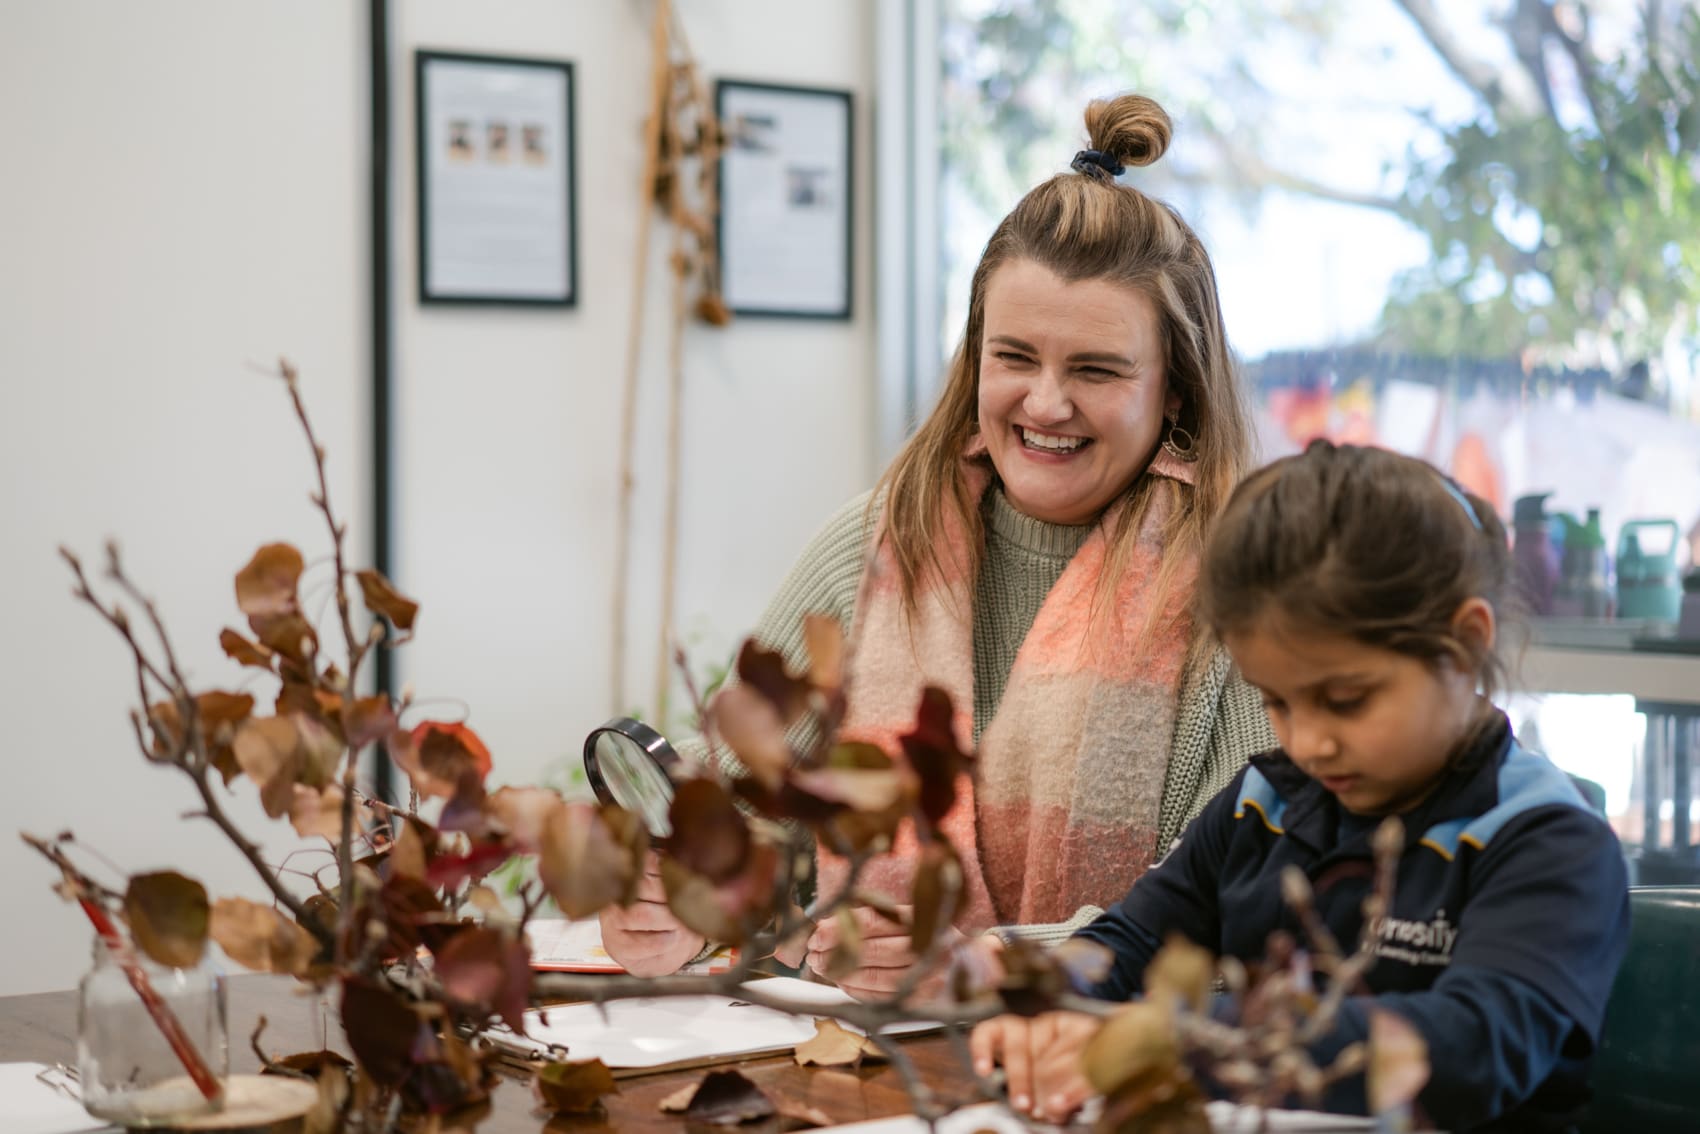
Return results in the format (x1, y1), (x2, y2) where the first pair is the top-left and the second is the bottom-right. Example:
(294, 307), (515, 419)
(1369, 908), (1459, 967)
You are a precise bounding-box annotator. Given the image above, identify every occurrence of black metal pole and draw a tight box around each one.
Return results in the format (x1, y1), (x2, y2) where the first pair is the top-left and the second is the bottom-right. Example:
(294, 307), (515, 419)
(369, 0), (396, 804)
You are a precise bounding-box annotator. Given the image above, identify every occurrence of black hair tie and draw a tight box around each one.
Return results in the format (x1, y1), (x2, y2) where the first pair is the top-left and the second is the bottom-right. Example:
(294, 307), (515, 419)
(1071, 148), (1125, 180)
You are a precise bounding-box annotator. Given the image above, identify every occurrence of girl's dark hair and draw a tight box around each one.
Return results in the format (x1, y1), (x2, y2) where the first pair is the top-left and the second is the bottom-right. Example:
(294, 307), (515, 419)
(1199, 440), (1520, 697)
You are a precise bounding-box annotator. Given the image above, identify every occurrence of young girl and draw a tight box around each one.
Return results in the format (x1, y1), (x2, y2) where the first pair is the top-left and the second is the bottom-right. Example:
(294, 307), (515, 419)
(969, 441), (1630, 1132)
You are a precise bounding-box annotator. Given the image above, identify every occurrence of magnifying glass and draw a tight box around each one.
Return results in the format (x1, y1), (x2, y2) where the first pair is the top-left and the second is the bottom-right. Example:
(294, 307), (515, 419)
(583, 717), (680, 837)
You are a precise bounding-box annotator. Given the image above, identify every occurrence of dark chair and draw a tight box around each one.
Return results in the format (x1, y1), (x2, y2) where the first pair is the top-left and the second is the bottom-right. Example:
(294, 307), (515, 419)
(1581, 886), (1700, 1133)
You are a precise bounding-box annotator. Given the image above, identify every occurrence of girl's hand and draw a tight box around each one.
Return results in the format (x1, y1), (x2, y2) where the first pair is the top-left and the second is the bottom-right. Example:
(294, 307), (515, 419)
(598, 852), (706, 977)
(969, 1010), (1099, 1122)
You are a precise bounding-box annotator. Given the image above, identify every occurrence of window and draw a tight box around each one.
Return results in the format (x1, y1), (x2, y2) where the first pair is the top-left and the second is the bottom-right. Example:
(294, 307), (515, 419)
(922, 0), (1700, 871)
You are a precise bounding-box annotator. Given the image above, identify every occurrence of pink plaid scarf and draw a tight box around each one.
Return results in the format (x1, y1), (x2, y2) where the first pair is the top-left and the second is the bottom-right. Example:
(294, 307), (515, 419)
(822, 442), (1198, 930)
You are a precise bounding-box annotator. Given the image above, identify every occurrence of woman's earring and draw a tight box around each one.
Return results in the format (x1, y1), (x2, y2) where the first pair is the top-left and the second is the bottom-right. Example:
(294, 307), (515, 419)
(1162, 411), (1199, 463)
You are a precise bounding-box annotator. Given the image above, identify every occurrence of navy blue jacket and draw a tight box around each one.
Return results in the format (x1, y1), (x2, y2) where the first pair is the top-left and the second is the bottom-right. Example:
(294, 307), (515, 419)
(1074, 713), (1629, 1132)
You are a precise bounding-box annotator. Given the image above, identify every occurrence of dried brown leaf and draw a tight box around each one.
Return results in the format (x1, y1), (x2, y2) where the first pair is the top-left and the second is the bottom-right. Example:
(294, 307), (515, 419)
(250, 612), (318, 670)
(219, 627), (275, 669)
(341, 695), (397, 751)
(533, 1058), (618, 1116)
(734, 640), (810, 724)
(1144, 934), (1214, 1013)
(210, 897), (318, 975)
(657, 1069), (774, 1125)
(486, 785), (565, 853)
(289, 783), (346, 841)
(1081, 999), (1178, 1095)
(235, 543), (304, 617)
(537, 802), (646, 919)
(667, 778), (752, 883)
(910, 841), (963, 953)
(710, 684), (791, 789)
(434, 926), (530, 1032)
(898, 686), (971, 827)
(659, 842), (779, 946)
(233, 715), (307, 818)
(124, 871), (209, 969)
(355, 568), (419, 635)
(388, 816), (431, 881)
(340, 974), (422, 1088)
(792, 1018), (882, 1067)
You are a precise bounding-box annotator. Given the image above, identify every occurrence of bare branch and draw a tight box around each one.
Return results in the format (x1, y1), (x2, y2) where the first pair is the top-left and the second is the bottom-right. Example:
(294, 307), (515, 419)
(1392, 0), (1548, 120)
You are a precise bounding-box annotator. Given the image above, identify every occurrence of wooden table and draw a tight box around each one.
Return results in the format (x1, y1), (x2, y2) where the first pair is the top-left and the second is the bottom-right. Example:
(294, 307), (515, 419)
(0, 976), (977, 1133)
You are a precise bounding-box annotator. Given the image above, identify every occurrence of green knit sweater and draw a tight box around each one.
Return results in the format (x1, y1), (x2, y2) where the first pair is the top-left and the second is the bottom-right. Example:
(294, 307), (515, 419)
(706, 487), (1277, 945)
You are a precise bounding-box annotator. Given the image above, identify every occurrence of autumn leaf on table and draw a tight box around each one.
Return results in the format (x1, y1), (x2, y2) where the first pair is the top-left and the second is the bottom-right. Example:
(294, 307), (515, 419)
(792, 1018), (885, 1068)
(124, 871), (209, 968)
(532, 1058), (618, 1116)
(658, 1069), (775, 1124)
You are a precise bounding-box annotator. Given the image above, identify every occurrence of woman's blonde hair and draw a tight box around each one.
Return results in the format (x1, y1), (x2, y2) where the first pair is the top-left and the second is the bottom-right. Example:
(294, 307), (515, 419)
(874, 93), (1254, 638)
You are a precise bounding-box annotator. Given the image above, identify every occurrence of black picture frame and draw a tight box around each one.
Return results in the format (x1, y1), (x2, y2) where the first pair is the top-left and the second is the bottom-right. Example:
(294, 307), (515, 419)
(415, 50), (578, 307)
(715, 79), (854, 320)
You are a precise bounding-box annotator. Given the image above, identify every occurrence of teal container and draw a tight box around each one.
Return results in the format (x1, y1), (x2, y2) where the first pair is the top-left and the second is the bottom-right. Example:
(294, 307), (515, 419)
(1617, 519), (1682, 621)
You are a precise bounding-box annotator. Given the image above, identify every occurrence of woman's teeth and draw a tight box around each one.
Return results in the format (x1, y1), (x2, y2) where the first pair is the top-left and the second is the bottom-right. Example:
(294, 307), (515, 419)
(1019, 427), (1086, 452)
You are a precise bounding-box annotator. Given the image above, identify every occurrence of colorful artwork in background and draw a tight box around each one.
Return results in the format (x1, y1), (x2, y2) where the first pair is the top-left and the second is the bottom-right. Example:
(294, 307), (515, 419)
(1248, 354), (1700, 562)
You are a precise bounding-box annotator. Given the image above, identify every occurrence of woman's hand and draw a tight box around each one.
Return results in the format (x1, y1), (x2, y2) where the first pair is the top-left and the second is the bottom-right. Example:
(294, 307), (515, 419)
(803, 905), (1007, 1002)
(804, 904), (934, 1000)
(969, 1010), (1099, 1122)
(597, 852), (706, 977)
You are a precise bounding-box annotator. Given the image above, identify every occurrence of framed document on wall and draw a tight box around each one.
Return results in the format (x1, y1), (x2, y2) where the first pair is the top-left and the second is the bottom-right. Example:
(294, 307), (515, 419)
(716, 79), (853, 319)
(416, 50), (577, 306)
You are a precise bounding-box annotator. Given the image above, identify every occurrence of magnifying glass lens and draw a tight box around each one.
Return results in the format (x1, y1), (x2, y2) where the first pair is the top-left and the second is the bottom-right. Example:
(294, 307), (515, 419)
(593, 729), (675, 837)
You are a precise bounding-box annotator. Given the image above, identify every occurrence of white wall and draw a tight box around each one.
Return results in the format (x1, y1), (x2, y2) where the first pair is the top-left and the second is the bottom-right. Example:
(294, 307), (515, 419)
(0, 0), (875, 995)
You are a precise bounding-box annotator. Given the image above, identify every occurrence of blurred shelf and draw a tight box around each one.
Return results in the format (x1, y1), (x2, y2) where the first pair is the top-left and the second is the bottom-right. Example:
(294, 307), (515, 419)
(1523, 645), (1700, 707)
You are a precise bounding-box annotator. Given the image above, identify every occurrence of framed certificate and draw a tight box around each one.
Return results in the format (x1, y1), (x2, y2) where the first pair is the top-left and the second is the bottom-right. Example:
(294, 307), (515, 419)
(415, 50), (577, 306)
(716, 79), (853, 319)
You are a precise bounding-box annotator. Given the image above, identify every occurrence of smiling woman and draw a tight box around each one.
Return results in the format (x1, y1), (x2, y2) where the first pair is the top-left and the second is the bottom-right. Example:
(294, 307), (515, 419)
(601, 92), (1277, 993)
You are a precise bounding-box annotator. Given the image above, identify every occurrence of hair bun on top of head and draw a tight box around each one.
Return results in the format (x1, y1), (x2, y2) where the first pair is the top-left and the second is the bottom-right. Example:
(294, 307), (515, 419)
(1076, 94), (1172, 180)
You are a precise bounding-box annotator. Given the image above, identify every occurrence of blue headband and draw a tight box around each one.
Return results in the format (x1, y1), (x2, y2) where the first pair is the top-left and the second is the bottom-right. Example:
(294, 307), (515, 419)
(1439, 476), (1483, 531)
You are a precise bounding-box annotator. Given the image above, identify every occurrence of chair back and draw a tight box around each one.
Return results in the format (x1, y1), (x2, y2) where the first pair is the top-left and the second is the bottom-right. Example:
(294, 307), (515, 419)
(1582, 886), (1700, 1132)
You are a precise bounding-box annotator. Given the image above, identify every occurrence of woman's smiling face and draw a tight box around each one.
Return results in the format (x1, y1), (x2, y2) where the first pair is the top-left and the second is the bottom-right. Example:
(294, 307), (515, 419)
(976, 259), (1175, 526)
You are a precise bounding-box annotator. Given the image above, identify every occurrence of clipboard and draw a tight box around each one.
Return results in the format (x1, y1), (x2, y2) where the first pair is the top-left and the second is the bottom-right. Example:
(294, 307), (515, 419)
(480, 976), (936, 1077)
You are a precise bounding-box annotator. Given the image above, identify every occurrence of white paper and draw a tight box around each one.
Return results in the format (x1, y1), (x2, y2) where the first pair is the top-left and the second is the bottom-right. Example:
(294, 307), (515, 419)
(0, 1063), (114, 1134)
(495, 976), (932, 1068)
(819, 1100), (1373, 1133)
(524, 918), (734, 973)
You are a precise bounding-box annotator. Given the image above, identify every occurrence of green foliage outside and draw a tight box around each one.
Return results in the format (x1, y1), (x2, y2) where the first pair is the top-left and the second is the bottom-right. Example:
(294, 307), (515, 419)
(941, 0), (1700, 399)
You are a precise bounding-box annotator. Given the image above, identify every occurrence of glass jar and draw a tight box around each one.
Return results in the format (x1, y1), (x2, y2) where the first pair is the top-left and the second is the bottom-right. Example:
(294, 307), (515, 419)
(76, 936), (228, 1126)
